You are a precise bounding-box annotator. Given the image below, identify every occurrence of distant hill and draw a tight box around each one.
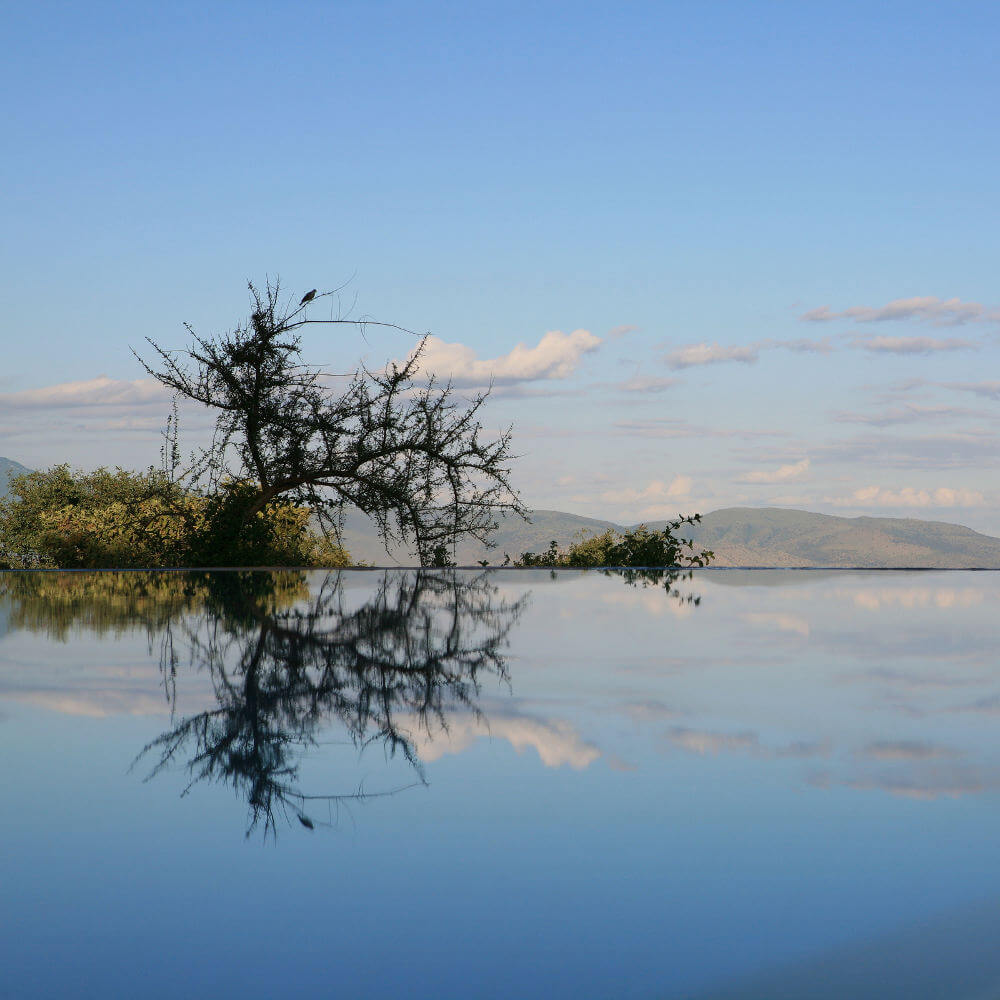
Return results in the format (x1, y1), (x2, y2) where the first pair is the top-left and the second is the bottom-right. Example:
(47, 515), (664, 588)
(676, 507), (1000, 569)
(0, 457), (31, 498)
(3, 453), (997, 567)
(340, 505), (1000, 568)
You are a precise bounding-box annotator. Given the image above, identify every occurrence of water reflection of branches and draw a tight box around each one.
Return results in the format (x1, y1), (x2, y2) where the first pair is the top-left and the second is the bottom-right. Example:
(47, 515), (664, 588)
(136, 570), (527, 837)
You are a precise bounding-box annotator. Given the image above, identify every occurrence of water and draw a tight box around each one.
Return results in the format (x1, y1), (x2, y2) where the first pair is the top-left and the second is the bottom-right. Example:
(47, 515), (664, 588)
(1, 568), (999, 999)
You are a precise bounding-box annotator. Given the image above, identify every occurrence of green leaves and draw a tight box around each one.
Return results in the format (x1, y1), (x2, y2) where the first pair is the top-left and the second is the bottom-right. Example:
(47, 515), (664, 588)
(0, 466), (352, 569)
(511, 515), (714, 569)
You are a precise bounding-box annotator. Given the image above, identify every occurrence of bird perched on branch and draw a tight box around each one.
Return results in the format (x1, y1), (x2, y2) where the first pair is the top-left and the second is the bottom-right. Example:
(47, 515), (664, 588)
(299, 289), (317, 305)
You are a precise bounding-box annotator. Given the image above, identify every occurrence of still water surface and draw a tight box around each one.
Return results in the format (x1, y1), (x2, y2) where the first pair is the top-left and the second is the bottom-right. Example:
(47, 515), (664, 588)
(1, 568), (999, 999)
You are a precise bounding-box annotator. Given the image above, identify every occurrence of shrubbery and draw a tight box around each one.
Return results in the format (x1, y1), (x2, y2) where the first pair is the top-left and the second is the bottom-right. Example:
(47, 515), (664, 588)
(511, 516), (713, 568)
(0, 465), (352, 569)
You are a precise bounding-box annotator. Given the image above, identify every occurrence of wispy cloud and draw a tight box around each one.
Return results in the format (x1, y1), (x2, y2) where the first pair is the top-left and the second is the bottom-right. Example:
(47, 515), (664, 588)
(613, 375), (679, 394)
(0, 376), (169, 409)
(852, 335), (975, 354)
(599, 476), (694, 506)
(412, 330), (601, 387)
(828, 485), (987, 508)
(860, 741), (959, 762)
(665, 342), (759, 369)
(801, 296), (999, 327)
(942, 380), (1000, 401)
(663, 337), (831, 370)
(615, 418), (784, 439)
(833, 403), (990, 427)
(739, 457), (810, 484)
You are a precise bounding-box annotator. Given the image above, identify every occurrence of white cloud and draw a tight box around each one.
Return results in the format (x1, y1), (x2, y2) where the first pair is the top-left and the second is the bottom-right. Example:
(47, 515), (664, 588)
(0, 376), (169, 409)
(860, 741), (960, 762)
(665, 342), (759, 369)
(739, 458), (810, 484)
(943, 380), (1000, 401)
(614, 375), (679, 394)
(829, 485), (986, 508)
(801, 296), (998, 326)
(411, 329), (601, 387)
(607, 324), (635, 340)
(853, 335), (975, 354)
(599, 476), (694, 506)
(663, 337), (830, 370)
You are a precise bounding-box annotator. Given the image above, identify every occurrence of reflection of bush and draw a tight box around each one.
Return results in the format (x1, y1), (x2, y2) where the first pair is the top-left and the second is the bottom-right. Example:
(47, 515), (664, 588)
(0, 570), (311, 641)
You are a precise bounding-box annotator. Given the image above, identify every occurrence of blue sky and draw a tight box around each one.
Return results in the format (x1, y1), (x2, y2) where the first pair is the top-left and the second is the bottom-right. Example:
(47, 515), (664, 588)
(2, 1), (999, 530)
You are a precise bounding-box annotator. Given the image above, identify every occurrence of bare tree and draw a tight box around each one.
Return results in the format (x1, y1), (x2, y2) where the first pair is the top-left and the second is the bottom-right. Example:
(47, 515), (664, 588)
(135, 280), (526, 564)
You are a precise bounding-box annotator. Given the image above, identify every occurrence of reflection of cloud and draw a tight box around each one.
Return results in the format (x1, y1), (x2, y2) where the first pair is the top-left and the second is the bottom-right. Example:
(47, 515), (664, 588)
(13, 690), (171, 717)
(954, 694), (1000, 715)
(740, 612), (810, 638)
(846, 767), (991, 800)
(405, 710), (601, 770)
(606, 754), (637, 772)
(619, 700), (680, 724)
(840, 667), (980, 692)
(849, 587), (985, 611)
(860, 741), (959, 762)
(665, 727), (828, 759)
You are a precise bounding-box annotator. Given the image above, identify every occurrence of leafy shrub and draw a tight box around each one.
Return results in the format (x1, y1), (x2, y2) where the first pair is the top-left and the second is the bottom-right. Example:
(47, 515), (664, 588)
(511, 515), (713, 568)
(0, 465), (352, 569)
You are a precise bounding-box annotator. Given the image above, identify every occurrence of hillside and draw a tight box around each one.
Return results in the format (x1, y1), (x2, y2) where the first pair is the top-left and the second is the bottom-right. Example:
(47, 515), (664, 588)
(2, 453), (998, 567)
(0, 457), (31, 498)
(340, 506), (1000, 568)
(677, 507), (1000, 568)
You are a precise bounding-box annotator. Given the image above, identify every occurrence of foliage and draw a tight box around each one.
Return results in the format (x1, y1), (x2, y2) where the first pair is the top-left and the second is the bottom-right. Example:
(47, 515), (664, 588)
(136, 279), (526, 565)
(510, 515), (714, 568)
(0, 568), (310, 641)
(0, 465), (351, 569)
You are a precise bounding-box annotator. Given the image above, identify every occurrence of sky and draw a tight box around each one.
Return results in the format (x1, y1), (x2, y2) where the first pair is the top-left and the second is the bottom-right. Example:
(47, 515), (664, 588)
(2, 1), (999, 532)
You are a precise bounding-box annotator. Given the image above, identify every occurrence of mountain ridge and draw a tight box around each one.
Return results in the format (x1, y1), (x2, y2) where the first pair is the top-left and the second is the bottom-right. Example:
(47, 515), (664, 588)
(2, 456), (998, 567)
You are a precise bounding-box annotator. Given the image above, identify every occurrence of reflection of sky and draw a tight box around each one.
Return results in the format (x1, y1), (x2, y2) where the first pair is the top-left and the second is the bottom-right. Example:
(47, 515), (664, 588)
(2, 570), (1000, 998)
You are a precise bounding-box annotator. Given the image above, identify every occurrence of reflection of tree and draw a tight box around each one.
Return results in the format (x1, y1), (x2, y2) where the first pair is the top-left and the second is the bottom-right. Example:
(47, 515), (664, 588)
(0, 567), (701, 836)
(136, 570), (526, 836)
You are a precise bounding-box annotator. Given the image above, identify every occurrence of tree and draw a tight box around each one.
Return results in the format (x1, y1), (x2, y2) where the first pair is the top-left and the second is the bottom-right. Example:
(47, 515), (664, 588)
(136, 280), (526, 565)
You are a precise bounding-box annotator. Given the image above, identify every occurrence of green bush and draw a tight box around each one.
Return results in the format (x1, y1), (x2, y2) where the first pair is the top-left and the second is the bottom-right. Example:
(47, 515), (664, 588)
(0, 465), (352, 569)
(511, 515), (713, 568)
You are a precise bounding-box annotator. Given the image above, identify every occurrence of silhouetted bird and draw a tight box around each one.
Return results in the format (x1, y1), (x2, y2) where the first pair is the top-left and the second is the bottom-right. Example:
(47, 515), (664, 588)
(298, 814), (315, 830)
(299, 289), (317, 305)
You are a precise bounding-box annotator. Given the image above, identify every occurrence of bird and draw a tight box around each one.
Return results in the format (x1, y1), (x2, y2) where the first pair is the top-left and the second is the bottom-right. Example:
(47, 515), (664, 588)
(298, 814), (315, 829)
(299, 289), (317, 305)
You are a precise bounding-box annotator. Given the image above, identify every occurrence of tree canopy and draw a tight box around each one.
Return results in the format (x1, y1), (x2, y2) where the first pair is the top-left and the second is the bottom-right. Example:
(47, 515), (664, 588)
(137, 280), (526, 565)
